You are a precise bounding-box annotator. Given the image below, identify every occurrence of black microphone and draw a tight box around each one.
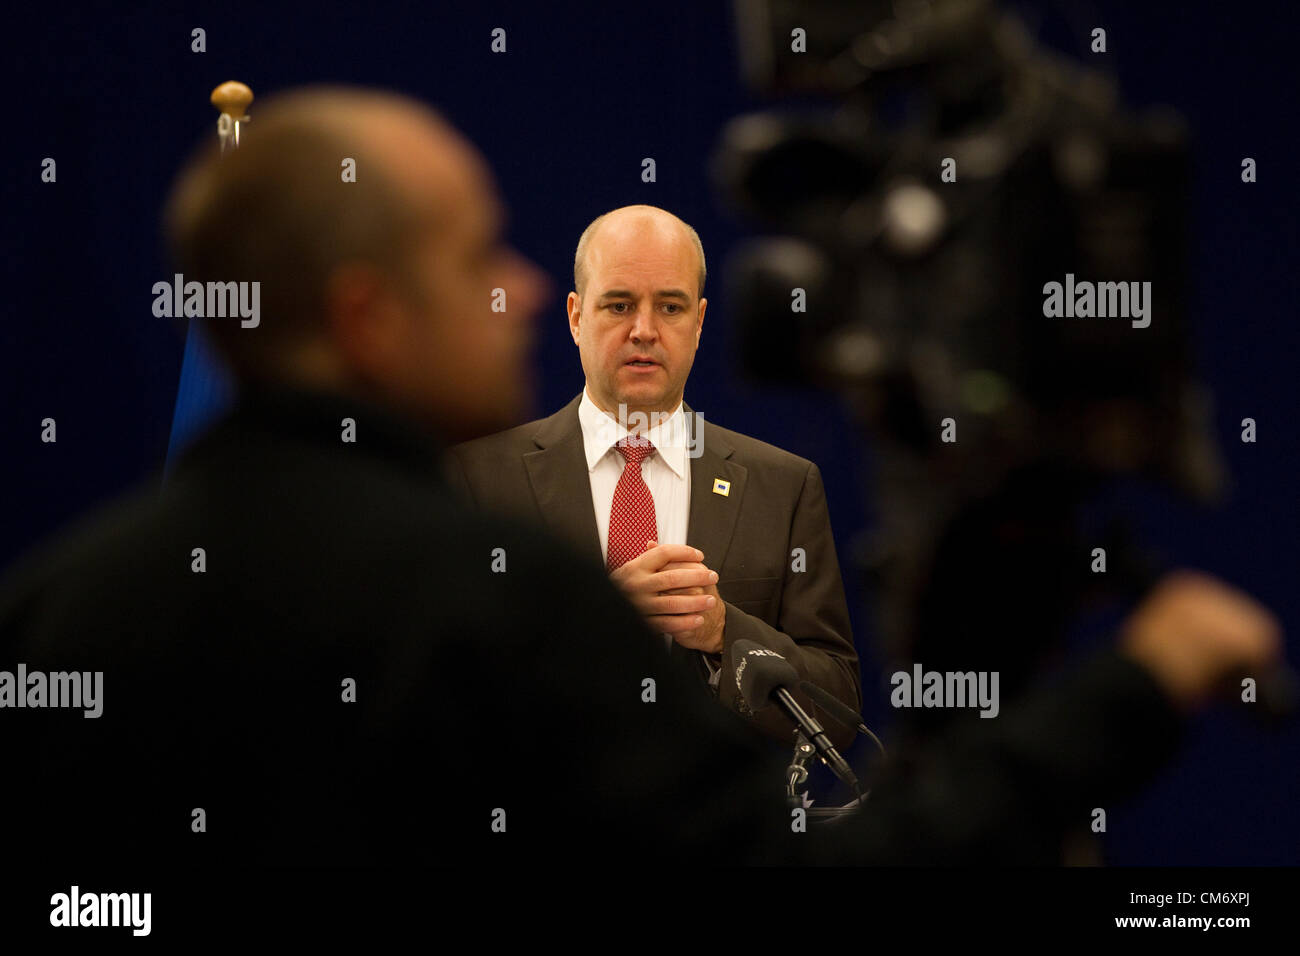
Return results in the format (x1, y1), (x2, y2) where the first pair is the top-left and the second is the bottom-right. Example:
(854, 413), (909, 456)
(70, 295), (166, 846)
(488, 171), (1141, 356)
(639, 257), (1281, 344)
(730, 640), (861, 795)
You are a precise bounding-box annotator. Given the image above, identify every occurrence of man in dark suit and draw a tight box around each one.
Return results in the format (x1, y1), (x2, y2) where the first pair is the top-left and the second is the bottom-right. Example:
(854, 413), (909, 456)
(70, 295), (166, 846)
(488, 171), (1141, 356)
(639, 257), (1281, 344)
(0, 85), (1281, 869)
(449, 205), (861, 746)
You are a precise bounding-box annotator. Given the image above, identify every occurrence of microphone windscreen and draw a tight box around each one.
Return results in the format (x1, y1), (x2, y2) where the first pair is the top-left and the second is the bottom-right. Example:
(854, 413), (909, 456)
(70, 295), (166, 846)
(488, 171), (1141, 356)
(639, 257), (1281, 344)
(730, 639), (800, 710)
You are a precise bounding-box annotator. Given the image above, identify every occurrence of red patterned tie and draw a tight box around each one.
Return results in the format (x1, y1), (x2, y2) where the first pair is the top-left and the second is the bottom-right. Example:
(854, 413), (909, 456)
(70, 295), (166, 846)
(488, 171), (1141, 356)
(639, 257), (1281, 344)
(606, 436), (659, 571)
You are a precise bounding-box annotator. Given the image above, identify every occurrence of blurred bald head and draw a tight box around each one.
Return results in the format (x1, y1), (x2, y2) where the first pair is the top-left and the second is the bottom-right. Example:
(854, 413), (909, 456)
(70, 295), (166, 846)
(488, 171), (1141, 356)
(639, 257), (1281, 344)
(165, 85), (546, 438)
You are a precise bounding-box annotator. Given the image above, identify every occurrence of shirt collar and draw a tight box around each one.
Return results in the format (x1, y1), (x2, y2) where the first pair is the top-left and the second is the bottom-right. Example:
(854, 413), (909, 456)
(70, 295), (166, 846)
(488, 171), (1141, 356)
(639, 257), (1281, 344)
(578, 387), (689, 480)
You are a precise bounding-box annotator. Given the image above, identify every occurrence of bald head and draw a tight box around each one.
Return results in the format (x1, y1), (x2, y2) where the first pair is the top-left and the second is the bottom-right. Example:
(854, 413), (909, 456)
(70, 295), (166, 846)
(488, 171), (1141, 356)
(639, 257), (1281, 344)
(164, 84), (544, 438)
(574, 205), (706, 299)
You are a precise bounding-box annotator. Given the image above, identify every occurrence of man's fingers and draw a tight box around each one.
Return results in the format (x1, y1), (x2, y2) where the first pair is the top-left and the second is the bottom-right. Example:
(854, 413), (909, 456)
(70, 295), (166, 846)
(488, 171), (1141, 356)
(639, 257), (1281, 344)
(611, 561), (711, 598)
(658, 560), (710, 572)
(653, 567), (716, 591)
(643, 593), (716, 616)
(610, 547), (707, 587)
(646, 614), (706, 636)
(638, 543), (705, 571)
(1121, 570), (1284, 707)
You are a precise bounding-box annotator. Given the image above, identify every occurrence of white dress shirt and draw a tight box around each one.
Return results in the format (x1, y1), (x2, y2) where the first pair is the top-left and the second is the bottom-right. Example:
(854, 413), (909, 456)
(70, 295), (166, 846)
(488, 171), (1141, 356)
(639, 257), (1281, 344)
(578, 387), (691, 564)
(578, 389), (721, 683)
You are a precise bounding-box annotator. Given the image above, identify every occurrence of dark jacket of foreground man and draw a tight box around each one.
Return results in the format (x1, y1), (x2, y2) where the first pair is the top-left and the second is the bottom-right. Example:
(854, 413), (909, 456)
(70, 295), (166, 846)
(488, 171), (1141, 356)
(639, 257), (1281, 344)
(0, 386), (1184, 865)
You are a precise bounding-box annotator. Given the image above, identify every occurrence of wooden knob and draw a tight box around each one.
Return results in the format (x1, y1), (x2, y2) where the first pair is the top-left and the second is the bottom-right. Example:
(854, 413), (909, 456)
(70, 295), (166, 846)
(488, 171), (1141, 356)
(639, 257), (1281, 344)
(210, 81), (253, 117)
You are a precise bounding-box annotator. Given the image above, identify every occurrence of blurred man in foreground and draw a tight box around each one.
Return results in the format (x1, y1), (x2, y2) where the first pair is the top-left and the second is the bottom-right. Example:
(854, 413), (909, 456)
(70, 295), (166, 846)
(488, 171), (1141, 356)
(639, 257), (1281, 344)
(0, 86), (1281, 865)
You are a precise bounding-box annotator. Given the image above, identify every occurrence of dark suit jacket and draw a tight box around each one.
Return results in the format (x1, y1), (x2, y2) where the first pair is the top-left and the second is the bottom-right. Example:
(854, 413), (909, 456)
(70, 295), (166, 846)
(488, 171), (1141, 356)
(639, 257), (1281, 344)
(447, 395), (862, 747)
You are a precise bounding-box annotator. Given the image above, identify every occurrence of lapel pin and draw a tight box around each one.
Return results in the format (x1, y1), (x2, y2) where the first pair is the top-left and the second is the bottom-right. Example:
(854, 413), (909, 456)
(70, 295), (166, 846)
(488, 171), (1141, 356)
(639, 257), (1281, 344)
(712, 478), (731, 497)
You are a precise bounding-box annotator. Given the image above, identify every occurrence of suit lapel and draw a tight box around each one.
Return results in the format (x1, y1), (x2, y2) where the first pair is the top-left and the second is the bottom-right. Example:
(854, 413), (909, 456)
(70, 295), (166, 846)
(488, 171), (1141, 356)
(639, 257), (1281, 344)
(527, 396), (740, 687)
(685, 405), (746, 572)
(523, 395), (603, 564)
(522, 396), (746, 577)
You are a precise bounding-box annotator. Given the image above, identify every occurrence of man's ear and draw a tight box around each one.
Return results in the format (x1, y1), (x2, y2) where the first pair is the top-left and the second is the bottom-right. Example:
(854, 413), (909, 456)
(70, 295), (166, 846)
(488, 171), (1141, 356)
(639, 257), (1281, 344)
(327, 263), (404, 379)
(696, 296), (707, 343)
(567, 290), (582, 346)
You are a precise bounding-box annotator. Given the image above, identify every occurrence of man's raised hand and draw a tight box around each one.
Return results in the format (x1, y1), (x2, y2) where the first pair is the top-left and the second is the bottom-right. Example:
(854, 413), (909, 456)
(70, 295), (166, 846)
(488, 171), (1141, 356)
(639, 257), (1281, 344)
(608, 541), (718, 636)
